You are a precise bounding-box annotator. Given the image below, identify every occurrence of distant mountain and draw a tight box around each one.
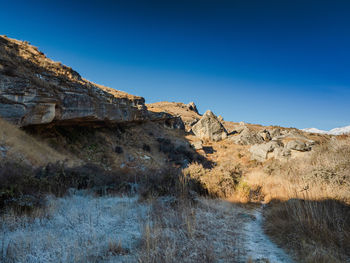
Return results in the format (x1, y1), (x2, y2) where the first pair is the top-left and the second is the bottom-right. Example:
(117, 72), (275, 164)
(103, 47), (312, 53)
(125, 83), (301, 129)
(302, 126), (350, 135)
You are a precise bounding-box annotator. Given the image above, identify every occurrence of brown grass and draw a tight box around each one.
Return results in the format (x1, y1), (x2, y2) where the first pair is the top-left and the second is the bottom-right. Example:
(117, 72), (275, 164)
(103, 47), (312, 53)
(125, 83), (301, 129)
(264, 198), (350, 262)
(244, 135), (350, 262)
(139, 197), (244, 262)
(0, 118), (72, 167)
(245, 135), (350, 202)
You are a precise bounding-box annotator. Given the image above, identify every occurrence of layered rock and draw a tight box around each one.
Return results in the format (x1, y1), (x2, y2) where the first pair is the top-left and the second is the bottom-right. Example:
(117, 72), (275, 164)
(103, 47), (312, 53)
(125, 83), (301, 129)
(249, 140), (284, 162)
(148, 111), (185, 130)
(249, 138), (314, 162)
(186, 102), (199, 114)
(230, 127), (265, 145)
(0, 36), (147, 126)
(191, 110), (227, 141)
(147, 101), (201, 131)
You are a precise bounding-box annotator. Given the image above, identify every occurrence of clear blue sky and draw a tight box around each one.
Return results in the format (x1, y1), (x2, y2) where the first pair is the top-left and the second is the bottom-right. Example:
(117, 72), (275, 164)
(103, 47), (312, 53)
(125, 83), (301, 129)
(1, 0), (349, 129)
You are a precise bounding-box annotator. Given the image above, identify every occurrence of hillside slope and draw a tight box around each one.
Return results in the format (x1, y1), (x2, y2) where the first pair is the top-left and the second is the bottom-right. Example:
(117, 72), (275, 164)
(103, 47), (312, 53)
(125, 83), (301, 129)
(0, 35), (147, 126)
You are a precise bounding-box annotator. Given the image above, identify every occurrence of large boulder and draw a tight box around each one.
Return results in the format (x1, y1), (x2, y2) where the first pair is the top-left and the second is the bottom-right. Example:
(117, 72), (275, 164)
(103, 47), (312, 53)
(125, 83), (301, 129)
(249, 138), (314, 162)
(191, 110), (227, 141)
(0, 36), (148, 126)
(258, 129), (271, 142)
(230, 127), (265, 145)
(269, 128), (282, 138)
(249, 140), (283, 162)
(285, 140), (312, 152)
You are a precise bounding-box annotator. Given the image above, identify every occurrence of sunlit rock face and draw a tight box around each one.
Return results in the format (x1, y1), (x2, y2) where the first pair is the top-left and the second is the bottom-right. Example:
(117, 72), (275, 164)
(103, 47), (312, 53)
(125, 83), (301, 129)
(191, 110), (227, 141)
(0, 35), (147, 126)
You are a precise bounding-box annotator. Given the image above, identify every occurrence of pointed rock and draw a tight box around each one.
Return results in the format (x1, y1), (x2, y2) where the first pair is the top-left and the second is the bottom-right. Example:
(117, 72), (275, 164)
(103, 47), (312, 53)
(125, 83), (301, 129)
(191, 110), (227, 141)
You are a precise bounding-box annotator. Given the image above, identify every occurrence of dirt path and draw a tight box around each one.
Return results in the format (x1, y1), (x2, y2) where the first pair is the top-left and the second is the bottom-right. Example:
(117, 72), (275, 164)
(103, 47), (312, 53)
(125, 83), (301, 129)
(197, 199), (294, 263)
(238, 205), (294, 263)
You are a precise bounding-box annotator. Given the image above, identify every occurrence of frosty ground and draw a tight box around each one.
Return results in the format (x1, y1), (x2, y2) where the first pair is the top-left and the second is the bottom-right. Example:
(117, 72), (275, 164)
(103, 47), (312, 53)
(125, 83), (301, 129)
(0, 191), (293, 263)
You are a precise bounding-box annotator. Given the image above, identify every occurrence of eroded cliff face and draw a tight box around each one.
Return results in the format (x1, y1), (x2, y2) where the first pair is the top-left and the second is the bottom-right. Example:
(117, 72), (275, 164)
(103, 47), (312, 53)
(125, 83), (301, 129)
(0, 35), (147, 126)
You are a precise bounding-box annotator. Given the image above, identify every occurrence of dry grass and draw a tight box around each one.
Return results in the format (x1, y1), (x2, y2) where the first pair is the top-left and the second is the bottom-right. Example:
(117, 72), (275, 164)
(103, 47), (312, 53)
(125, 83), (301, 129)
(183, 138), (257, 200)
(264, 198), (350, 262)
(92, 81), (143, 100)
(243, 135), (350, 262)
(0, 118), (72, 167)
(139, 197), (244, 263)
(183, 162), (241, 198)
(246, 135), (350, 202)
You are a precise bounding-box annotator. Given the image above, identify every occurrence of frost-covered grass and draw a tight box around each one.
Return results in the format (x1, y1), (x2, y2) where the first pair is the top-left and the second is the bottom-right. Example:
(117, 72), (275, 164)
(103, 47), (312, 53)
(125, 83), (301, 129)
(0, 190), (149, 263)
(140, 198), (293, 263)
(0, 191), (293, 263)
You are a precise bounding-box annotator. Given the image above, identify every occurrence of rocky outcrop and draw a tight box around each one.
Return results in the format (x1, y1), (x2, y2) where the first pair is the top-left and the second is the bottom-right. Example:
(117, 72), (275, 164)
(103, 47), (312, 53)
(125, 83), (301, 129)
(285, 140), (312, 152)
(192, 110), (227, 141)
(0, 36), (148, 127)
(258, 129), (271, 142)
(249, 138), (314, 162)
(148, 111), (185, 130)
(233, 126), (318, 162)
(269, 128), (282, 138)
(230, 127), (265, 145)
(249, 140), (283, 162)
(187, 102), (199, 114)
(147, 101), (201, 132)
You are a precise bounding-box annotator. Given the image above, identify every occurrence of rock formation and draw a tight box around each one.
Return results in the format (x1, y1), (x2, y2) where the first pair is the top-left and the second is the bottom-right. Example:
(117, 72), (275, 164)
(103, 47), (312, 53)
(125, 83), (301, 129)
(249, 137), (314, 162)
(285, 140), (312, 152)
(191, 140), (203, 150)
(191, 110), (227, 141)
(230, 127), (265, 145)
(249, 140), (284, 162)
(0, 36), (148, 126)
(187, 102), (199, 114)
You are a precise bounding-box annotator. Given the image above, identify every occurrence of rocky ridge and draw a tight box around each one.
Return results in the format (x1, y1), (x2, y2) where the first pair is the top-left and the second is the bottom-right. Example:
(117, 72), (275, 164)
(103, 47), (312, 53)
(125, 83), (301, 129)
(0, 35), (148, 127)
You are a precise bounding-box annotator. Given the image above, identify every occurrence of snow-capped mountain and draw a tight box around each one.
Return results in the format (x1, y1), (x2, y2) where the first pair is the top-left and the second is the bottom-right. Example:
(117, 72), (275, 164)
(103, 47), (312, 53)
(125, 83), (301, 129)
(302, 128), (328, 134)
(302, 125), (350, 135)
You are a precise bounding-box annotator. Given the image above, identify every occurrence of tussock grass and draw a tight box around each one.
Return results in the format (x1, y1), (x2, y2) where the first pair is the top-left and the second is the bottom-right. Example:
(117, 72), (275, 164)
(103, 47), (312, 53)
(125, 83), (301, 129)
(254, 136), (350, 262)
(0, 193), (148, 263)
(264, 198), (350, 263)
(183, 162), (243, 199)
(139, 197), (244, 263)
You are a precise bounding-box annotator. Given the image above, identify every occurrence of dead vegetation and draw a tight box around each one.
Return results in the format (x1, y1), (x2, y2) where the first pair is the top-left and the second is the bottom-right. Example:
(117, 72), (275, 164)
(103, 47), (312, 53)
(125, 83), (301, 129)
(139, 197), (244, 263)
(264, 198), (350, 263)
(251, 135), (350, 263)
(0, 117), (71, 167)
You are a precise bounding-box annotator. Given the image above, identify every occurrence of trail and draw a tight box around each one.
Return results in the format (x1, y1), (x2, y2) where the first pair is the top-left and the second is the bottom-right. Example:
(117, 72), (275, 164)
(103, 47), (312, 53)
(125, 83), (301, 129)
(237, 205), (294, 263)
(197, 199), (294, 263)
(0, 193), (294, 263)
